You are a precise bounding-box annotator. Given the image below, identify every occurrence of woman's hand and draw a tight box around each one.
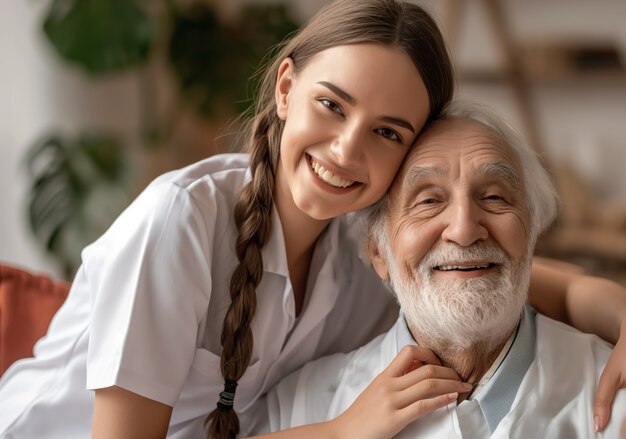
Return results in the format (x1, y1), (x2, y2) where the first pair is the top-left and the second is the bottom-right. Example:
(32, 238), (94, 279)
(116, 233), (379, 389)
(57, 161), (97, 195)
(595, 316), (626, 432)
(331, 345), (472, 439)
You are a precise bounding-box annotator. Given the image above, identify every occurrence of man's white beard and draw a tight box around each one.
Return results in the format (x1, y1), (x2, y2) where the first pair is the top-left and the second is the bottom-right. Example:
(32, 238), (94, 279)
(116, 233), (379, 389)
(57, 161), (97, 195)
(387, 241), (531, 353)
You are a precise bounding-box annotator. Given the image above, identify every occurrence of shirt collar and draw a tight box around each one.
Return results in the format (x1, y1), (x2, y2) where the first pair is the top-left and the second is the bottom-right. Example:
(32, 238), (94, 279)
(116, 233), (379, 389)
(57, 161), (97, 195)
(396, 303), (536, 433)
(260, 203), (343, 279)
(474, 303), (536, 432)
(261, 206), (291, 277)
(243, 161), (291, 278)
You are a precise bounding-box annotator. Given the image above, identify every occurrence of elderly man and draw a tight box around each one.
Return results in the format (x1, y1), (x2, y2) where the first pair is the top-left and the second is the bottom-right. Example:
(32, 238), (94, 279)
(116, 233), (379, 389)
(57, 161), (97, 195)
(258, 104), (626, 438)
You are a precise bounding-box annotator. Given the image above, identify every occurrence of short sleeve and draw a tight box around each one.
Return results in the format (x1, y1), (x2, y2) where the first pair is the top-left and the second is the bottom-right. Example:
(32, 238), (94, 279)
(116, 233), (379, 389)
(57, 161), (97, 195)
(84, 182), (214, 405)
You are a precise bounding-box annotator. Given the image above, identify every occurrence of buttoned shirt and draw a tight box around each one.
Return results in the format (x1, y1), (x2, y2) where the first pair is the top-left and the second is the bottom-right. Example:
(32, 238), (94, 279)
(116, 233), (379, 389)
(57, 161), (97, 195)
(261, 304), (626, 437)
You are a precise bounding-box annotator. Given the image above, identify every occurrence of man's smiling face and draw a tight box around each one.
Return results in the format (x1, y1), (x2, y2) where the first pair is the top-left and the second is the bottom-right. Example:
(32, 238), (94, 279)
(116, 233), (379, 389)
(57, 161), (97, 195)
(370, 117), (532, 350)
(380, 117), (530, 288)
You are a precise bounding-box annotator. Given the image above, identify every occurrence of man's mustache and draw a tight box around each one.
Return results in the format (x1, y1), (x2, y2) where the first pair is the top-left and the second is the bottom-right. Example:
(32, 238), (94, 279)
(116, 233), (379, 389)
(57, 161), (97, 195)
(420, 242), (508, 272)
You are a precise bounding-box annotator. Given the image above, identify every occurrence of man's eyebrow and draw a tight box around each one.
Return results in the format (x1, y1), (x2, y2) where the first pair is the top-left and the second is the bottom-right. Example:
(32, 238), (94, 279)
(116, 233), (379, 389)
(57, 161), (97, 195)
(404, 165), (446, 186)
(478, 162), (521, 189)
(317, 81), (355, 105)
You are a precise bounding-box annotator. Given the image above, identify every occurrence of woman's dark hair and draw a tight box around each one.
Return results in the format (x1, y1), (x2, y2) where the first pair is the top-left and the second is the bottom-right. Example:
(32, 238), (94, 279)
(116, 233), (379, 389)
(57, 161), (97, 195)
(206, 1), (454, 437)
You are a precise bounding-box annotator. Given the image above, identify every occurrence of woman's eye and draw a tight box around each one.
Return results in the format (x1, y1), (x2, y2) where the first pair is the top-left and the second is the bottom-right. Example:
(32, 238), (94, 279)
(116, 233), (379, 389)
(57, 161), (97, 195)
(375, 127), (402, 143)
(318, 98), (343, 115)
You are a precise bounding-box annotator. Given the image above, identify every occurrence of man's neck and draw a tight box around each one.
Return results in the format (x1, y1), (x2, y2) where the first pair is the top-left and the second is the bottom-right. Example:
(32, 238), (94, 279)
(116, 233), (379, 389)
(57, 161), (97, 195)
(411, 327), (516, 401)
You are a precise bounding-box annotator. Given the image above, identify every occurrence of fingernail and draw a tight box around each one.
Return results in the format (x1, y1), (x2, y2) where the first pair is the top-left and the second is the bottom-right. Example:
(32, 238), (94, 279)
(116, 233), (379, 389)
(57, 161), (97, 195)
(595, 415), (601, 432)
(462, 382), (473, 390)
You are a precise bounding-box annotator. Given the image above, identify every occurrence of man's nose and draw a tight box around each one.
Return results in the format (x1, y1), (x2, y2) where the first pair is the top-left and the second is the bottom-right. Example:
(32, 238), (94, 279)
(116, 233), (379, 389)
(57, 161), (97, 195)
(440, 199), (488, 247)
(330, 122), (364, 165)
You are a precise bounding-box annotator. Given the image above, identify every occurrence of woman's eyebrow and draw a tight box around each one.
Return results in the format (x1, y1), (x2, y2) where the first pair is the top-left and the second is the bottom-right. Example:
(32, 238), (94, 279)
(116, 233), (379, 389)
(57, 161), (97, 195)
(317, 81), (415, 134)
(317, 81), (355, 105)
(379, 116), (415, 134)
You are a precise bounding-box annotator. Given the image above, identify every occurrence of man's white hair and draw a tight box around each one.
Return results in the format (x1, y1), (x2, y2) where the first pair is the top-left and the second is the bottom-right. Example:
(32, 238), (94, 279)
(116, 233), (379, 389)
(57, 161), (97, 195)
(362, 101), (560, 261)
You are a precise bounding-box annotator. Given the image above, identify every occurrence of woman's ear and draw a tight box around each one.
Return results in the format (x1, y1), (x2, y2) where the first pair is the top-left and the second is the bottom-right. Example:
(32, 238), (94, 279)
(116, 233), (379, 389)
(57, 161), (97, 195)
(369, 238), (390, 281)
(275, 58), (295, 121)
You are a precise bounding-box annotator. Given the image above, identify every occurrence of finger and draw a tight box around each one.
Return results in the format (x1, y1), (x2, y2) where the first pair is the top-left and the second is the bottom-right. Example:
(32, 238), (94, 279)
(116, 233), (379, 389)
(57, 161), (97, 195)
(384, 345), (441, 377)
(397, 377), (472, 408)
(404, 359), (423, 375)
(396, 392), (458, 426)
(397, 364), (463, 390)
(595, 366), (620, 432)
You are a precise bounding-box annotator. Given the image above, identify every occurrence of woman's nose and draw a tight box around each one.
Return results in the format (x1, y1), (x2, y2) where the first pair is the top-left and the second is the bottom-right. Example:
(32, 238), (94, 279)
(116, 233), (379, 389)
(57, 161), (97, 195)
(331, 123), (365, 165)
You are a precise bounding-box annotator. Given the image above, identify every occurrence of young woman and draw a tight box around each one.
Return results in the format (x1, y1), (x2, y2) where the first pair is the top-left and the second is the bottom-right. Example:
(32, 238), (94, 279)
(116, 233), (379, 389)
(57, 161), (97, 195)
(0, 1), (624, 438)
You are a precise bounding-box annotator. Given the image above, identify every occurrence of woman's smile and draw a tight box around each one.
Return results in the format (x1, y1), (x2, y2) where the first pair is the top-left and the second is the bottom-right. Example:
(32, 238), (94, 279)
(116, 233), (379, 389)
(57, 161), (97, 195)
(275, 43), (430, 221)
(306, 153), (361, 192)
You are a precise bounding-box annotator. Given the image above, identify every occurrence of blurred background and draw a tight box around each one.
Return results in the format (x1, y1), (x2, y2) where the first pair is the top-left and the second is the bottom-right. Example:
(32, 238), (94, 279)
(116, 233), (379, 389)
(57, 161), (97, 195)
(1, 0), (625, 285)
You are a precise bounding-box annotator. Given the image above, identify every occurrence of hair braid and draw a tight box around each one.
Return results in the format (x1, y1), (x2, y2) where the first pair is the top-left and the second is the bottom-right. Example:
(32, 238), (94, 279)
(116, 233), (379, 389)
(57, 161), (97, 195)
(205, 1), (454, 436)
(206, 107), (282, 439)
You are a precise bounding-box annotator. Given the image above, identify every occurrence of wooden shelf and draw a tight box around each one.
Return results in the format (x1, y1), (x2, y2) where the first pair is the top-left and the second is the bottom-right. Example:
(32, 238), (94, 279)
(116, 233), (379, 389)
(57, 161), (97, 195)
(540, 226), (626, 263)
(460, 40), (626, 84)
(460, 68), (626, 85)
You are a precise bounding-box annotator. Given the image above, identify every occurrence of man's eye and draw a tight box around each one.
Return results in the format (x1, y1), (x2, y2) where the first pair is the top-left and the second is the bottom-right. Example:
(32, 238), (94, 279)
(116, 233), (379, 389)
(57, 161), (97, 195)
(419, 198), (439, 205)
(484, 194), (505, 201)
(317, 98), (343, 115)
(375, 127), (402, 143)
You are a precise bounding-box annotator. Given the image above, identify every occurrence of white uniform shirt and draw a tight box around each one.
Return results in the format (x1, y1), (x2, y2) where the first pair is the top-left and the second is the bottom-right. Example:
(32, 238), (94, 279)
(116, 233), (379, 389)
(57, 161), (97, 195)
(0, 154), (398, 438)
(262, 305), (626, 438)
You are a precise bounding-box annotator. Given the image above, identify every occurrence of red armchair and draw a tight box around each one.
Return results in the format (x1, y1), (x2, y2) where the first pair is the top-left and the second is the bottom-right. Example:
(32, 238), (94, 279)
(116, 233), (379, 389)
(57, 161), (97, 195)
(0, 264), (70, 375)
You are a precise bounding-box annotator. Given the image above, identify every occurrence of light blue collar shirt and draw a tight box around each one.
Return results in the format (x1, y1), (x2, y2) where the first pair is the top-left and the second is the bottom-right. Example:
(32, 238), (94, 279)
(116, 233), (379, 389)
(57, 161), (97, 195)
(396, 304), (536, 437)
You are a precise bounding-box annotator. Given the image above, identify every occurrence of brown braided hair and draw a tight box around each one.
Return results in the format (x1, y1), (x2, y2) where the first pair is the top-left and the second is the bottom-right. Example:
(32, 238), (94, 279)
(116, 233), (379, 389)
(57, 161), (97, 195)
(206, 1), (455, 437)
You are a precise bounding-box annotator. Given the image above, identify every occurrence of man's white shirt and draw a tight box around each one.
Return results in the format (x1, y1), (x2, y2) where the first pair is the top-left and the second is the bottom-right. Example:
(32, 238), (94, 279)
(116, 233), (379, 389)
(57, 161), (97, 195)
(258, 304), (626, 438)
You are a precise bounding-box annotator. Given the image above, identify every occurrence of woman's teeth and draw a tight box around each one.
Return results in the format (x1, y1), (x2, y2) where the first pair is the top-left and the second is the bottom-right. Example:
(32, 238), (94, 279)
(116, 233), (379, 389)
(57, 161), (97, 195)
(310, 160), (355, 188)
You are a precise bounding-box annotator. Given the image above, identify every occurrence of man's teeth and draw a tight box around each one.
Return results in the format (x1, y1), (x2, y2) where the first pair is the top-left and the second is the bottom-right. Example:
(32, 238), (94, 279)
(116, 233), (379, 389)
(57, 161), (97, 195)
(311, 160), (354, 188)
(436, 264), (491, 271)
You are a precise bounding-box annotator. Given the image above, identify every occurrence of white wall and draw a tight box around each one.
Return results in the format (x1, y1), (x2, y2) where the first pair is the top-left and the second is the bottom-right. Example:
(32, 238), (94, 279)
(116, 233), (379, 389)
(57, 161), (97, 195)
(0, 1), (141, 278)
(1, 0), (625, 278)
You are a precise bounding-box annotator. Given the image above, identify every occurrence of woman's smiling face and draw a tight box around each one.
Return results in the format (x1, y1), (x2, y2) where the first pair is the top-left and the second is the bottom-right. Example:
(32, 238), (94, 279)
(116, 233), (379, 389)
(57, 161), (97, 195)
(274, 43), (431, 221)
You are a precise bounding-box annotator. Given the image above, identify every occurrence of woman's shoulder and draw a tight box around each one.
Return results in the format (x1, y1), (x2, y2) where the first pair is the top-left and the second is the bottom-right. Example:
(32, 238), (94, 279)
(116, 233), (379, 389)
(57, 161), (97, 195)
(151, 153), (251, 191)
(81, 155), (251, 269)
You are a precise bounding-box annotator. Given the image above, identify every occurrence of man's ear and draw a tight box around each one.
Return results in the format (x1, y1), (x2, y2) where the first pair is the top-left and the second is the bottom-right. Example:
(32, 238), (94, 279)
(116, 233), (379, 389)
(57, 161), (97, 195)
(275, 58), (295, 120)
(368, 238), (390, 281)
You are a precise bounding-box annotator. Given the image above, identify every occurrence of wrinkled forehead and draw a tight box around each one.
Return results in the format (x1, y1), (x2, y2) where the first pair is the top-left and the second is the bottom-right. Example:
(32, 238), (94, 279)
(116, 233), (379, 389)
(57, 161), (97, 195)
(392, 117), (523, 194)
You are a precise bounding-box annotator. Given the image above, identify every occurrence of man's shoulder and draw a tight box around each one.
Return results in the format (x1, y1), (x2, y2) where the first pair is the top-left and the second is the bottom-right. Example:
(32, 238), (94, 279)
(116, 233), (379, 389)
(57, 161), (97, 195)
(535, 313), (614, 366)
(532, 313), (615, 410)
(517, 313), (626, 436)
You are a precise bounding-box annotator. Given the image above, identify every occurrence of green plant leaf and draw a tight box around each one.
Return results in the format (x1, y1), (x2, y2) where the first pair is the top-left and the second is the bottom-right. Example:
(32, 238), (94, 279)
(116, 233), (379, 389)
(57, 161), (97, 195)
(168, 2), (299, 116)
(25, 133), (132, 276)
(43, 0), (154, 75)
